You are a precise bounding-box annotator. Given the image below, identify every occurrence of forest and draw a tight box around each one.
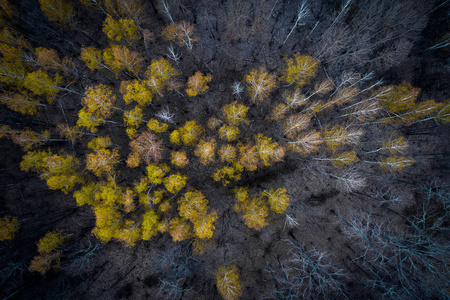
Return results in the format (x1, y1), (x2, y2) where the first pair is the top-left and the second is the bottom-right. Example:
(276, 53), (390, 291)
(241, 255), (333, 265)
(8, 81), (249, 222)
(0, 0), (449, 299)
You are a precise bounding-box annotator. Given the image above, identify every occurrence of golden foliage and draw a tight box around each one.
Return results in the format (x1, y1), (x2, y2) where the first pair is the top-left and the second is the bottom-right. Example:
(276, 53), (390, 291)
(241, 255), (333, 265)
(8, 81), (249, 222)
(233, 188), (268, 230)
(24, 70), (61, 103)
(323, 125), (364, 153)
(185, 71), (212, 97)
(238, 142), (258, 172)
(11, 129), (50, 151)
(279, 53), (320, 88)
(255, 133), (285, 167)
(145, 57), (180, 95)
(147, 118), (168, 133)
(212, 162), (243, 186)
(124, 106), (144, 138)
(219, 125), (240, 142)
(219, 144), (237, 163)
(103, 44), (143, 76)
(122, 80), (153, 106)
(283, 114), (311, 139)
(102, 15), (140, 43)
(0, 215), (19, 241)
(207, 117), (222, 130)
(81, 46), (102, 71)
(179, 120), (204, 146)
(194, 138), (216, 165)
(126, 151), (141, 168)
(0, 92), (42, 115)
(86, 148), (120, 177)
(244, 67), (277, 104)
(37, 230), (68, 254)
(38, 0), (77, 28)
(161, 21), (199, 50)
(171, 151), (189, 168)
(329, 151), (359, 168)
(377, 156), (415, 172)
(146, 163), (170, 184)
(29, 251), (61, 275)
(169, 217), (191, 242)
(141, 209), (159, 240)
(222, 101), (249, 126)
(262, 188), (290, 214)
(216, 265), (243, 300)
(163, 173), (187, 193)
(82, 84), (116, 118)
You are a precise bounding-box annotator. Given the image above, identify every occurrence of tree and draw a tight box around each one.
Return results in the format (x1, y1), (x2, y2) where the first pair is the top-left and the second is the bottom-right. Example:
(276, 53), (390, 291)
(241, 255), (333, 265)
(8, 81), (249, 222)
(11, 129), (51, 150)
(238, 142), (259, 172)
(255, 133), (285, 167)
(0, 215), (19, 241)
(377, 156), (415, 172)
(147, 118), (168, 133)
(162, 21), (199, 51)
(171, 151), (189, 168)
(145, 57), (180, 96)
(57, 124), (83, 143)
(287, 130), (323, 154)
(177, 190), (209, 222)
(218, 125), (240, 142)
(30, 230), (68, 275)
(0, 92), (44, 115)
(124, 106), (144, 138)
(163, 173), (187, 193)
(34, 47), (73, 74)
(375, 83), (419, 114)
(234, 189), (269, 230)
(146, 163), (170, 184)
(322, 125), (364, 153)
(80, 46), (102, 71)
(86, 148), (120, 177)
(141, 209), (159, 240)
(24, 70), (61, 103)
(212, 162), (243, 186)
(38, 0), (77, 28)
(121, 80), (153, 106)
(262, 188), (290, 214)
(193, 211), (218, 240)
(194, 139), (216, 165)
(222, 101), (249, 126)
(366, 135), (408, 154)
(103, 44), (143, 76)
(216, 265), (243, 300)
(219, 144), (237, 163)
(283, 114), (311, 139)
(207, 117), (222, 130)
(178, 120), (204, 146)
(185, 71), (212, 97)
(314, 151), (359, 168)
(77, 108), (104, 132)
(129, 132), (164, 163)
(279, 53), (320, 88)
(169, 217), (191, 242)
(102, 15), (140, 43)
(244, 67), (277, 104)
(81, 84), (116, 119)
(41, 152), (85, 193)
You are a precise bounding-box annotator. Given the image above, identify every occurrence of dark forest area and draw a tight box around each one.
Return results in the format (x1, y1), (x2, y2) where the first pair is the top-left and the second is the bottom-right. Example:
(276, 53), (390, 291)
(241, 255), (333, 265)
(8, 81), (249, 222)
(0, 0), (449, 299)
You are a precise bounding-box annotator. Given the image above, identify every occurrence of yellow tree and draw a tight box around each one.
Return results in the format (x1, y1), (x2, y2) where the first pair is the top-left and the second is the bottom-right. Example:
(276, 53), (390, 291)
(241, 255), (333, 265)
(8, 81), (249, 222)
(130, 132), (164, 163)
(103, 44), (143, 76)
(41, 152), (85, 193)
(254, 133), (285, 167)
(212, 162), (243, 186)
(222, 101), (249, 126)
(0, 92), (44, 115)
(233, 188), (269, 230)
(20, 149), (52, 173)
(279, 53), (320, 88)
(367, 135), (408, 155)
(30, 230), (68, 275)
(244, 67), (277, 104)
(314, 151), (359, 168)
(24, 70), (61, 103)
(192, 211), (218, 240)
(102, 15), (140, 43)
(178, 120), (204, 146)
(121, 80), (153, 106)
(162, 21), (199, 51)
(194, 138), (216, 165)
(124, 106), (144, 138)
(115, 220), (141, 247)
(141, 209), (159, 240)
(145, 57), (180, 95)
(0, 216), (19, 241)
(185, 71), (212, 97)
(177, 190), (208, 221)
(57, 124), (83, 143)
(82, 84), (116, 118)
(11, 129), (51, 150)
(146, 163), (170, 184)
(216, 265), (243, 300)
(38, 0), (77, 28)
(35, 47), (72, 73)
(88, 136), (113, 150)
(375, 83), (419, 114)
(147, 118), (168, 133)
(76, 108), (104, 132)
(80, 46), (102, 71)
(163, 173), (187, 193)
(219, 125), (240, 142)
(219, 144), (237, 163)
(377, 156), (415, 172)
(86, 148), (120, 177)
(262, 188), (290, 214)
(322, 125), (364, 153)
